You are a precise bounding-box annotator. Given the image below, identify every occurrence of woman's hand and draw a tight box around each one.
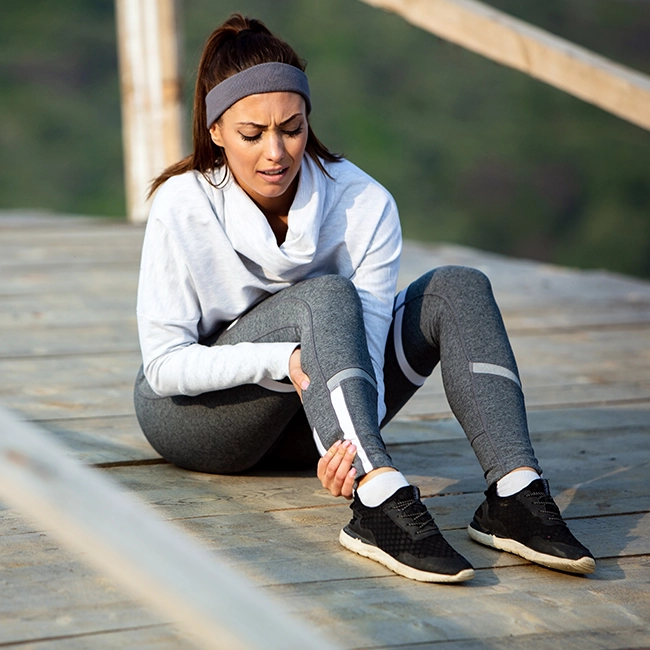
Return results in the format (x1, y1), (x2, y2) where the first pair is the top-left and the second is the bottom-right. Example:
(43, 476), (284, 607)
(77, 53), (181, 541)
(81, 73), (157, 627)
(289, 348), (310, 400)
(317, 440), (357, 499)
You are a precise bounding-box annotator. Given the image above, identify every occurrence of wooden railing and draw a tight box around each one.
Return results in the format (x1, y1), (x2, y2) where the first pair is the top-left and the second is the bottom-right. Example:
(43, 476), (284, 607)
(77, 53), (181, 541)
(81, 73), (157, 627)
(0, 407), (337, 650)
(359, 0), (650, 131)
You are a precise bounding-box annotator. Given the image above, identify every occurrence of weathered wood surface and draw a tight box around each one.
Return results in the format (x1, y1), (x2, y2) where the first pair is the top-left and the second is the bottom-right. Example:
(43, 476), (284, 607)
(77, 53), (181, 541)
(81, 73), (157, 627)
(0, 213), (649, 649)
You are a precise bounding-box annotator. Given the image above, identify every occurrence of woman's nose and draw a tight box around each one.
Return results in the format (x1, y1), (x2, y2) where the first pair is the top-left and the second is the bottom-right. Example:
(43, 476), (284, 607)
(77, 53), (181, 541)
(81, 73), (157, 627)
(264, 133), (285, 161)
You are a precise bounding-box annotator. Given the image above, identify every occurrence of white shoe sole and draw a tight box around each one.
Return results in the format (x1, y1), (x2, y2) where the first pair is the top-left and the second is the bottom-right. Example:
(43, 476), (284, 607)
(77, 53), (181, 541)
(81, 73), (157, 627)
(339, 528), (475, 583)
(467, 524), (596, 574)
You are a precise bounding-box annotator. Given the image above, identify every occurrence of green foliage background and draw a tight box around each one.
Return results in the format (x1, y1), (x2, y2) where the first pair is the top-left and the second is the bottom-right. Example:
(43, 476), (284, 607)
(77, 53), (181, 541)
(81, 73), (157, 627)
(1, 0), (649, 276)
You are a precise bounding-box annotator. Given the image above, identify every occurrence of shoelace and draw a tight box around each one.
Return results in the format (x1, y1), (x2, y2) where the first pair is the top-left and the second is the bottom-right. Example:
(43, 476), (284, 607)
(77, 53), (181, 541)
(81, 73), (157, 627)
(524, 490), (566, 526)
(394, 498), (440, 536)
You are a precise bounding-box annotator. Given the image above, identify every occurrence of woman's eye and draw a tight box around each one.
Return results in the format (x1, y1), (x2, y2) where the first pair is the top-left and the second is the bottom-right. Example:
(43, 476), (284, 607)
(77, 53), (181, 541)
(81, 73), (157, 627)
(240, 132), (262, 142)
(284, 126), (304, 138)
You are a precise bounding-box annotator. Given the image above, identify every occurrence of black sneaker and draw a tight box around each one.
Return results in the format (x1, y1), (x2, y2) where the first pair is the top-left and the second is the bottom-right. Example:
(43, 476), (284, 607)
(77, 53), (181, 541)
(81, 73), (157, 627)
(339, 485), (475, 583)
(467, 478), (595, 574)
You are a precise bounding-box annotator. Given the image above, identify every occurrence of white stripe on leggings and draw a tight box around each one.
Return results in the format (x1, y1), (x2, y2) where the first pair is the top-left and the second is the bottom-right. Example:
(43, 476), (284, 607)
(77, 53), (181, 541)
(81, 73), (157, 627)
(471, 362), (521, 389)
(312, 427), (328, 456)
(393, 288), (428, 387)
(330, 385), (373, 473)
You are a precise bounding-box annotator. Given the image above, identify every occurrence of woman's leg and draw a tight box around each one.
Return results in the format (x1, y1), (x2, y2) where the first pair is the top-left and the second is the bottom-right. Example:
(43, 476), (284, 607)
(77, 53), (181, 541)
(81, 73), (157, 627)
(382, 266), (594, 574)
(135, 272), (474, 582)
(382, 266), (542, 485)
(135, 274), (393, 475)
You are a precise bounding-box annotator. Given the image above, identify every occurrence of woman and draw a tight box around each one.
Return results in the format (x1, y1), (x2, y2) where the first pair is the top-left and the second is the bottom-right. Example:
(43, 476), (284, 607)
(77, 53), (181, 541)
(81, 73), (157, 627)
(135, 14), (594, 583)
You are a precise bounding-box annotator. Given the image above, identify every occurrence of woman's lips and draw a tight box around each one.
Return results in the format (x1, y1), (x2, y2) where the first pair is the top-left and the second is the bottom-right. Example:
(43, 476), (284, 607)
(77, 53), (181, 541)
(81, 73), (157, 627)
(257, 167), (289, 182)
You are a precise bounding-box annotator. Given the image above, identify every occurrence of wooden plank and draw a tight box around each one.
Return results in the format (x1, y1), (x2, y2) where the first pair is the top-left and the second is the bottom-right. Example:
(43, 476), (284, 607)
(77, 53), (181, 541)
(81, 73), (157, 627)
(0, 409), (336, 650)
(0, 267), (139, 297)
(393, 627), (650, 650)
(359, 0), (650, 130)
(263, 557), (650, 649)
(385, 403), (650, 443)
(0, 227), (143, 267)
(14, 624), (647, 650)
(0, 530), (170, 644)
(5, 508), (643, 605)
(0, 294), (137, 327)
(397, 377), (650, 420)
(0, 626), (194, 650)
(40, 415), (158, 464)
(0, 323), (139, 357)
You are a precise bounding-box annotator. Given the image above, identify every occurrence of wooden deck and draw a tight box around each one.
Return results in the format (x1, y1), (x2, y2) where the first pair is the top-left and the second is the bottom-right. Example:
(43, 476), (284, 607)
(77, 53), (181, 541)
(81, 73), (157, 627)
(1, 212), (650, 649)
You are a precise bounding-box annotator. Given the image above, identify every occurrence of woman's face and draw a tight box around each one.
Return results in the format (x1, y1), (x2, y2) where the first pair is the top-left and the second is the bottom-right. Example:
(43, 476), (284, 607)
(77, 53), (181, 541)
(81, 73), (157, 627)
(209, 91), (308, 214)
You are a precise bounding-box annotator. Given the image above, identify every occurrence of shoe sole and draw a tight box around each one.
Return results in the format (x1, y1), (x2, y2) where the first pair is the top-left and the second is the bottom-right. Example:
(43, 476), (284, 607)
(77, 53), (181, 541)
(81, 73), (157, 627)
(339, 528), (475, 583)
(467, 524), (596, 574)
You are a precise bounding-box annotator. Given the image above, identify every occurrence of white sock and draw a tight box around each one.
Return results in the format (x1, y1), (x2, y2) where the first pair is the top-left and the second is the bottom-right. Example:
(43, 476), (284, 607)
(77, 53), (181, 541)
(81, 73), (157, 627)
(496, 469), (542, 497)
(357, 471), (410, 507)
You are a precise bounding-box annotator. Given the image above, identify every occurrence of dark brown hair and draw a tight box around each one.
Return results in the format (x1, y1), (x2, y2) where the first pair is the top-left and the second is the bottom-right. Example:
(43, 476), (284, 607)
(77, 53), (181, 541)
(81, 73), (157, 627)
(149, 14), (341, 196)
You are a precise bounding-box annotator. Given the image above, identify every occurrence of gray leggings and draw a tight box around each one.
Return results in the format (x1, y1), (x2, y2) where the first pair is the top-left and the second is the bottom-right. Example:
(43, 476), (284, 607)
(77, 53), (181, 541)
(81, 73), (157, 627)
(134, 267), (541, 485)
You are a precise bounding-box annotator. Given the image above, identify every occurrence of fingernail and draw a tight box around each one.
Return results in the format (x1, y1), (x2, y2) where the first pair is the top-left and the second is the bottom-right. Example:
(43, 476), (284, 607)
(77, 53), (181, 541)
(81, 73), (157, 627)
(333, 440), (342, 447)
(347, 445), (356, 454)
(300, 379), (310, 390)
(349, 468), (356, 477)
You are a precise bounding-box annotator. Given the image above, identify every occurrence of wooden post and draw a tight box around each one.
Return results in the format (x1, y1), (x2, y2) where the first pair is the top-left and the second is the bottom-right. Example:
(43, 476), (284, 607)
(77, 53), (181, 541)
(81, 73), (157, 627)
(0, 407), (337, 650)
(359, 0), (650, 131)
(115, 0), (184, 223)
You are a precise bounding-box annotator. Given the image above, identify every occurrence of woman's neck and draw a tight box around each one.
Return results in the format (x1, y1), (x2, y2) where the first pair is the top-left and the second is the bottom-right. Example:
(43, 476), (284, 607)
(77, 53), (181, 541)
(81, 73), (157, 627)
(248, 174), (300, 247)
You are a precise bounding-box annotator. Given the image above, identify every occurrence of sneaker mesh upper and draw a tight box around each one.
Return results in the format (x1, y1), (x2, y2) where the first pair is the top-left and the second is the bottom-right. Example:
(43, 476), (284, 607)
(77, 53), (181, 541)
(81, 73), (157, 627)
(347, 486), (467, 563)
(471, 478), (593, 559)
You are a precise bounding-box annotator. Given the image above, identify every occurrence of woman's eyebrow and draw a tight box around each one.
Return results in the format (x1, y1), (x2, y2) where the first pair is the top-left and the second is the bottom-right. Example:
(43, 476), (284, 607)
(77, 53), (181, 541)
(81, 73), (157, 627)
(235, 113), (303, 128)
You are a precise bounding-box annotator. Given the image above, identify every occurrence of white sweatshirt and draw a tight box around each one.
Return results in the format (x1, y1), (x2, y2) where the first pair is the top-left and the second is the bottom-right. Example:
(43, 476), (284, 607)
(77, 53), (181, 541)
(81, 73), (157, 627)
(136, 155), (402, 422)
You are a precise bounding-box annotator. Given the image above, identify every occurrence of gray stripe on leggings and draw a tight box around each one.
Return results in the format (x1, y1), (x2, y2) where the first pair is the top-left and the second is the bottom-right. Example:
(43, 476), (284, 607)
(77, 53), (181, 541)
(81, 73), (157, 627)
(471, 362), (521, 389)
(326, 368), (377, 392)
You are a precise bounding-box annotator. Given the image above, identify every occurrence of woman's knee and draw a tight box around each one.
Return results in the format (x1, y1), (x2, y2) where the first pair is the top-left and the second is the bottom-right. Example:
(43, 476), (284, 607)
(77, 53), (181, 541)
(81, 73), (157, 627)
(293, 274), (362, 316)
(303, 273), (358, 299)
(416, 266), (493, 299)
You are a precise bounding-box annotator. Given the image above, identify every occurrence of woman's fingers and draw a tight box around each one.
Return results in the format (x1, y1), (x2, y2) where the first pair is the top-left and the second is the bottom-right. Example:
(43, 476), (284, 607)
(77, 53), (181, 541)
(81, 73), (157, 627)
(318, 440), (356, 498)
(339, 465), (357, 500)
(288, 348), (310, 400)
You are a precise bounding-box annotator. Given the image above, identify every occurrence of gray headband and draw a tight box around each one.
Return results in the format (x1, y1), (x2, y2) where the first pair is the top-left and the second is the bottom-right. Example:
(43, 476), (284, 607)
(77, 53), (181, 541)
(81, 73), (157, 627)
(205, 62), (311, 127)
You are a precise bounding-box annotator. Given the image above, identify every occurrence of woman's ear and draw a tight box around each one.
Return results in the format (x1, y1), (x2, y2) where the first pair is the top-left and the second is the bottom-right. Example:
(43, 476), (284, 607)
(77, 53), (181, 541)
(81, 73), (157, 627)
(209, 123), (224, 147)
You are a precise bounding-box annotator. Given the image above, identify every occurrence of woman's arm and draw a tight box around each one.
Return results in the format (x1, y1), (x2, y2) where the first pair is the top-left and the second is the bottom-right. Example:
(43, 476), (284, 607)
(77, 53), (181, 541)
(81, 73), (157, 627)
(137, 216), (297, 397)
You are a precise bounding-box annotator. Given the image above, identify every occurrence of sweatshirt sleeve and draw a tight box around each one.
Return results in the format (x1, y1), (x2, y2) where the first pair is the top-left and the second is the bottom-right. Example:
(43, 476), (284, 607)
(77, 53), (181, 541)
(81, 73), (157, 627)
(136, 216), (298, 397)
(350, 192), (402, 424)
